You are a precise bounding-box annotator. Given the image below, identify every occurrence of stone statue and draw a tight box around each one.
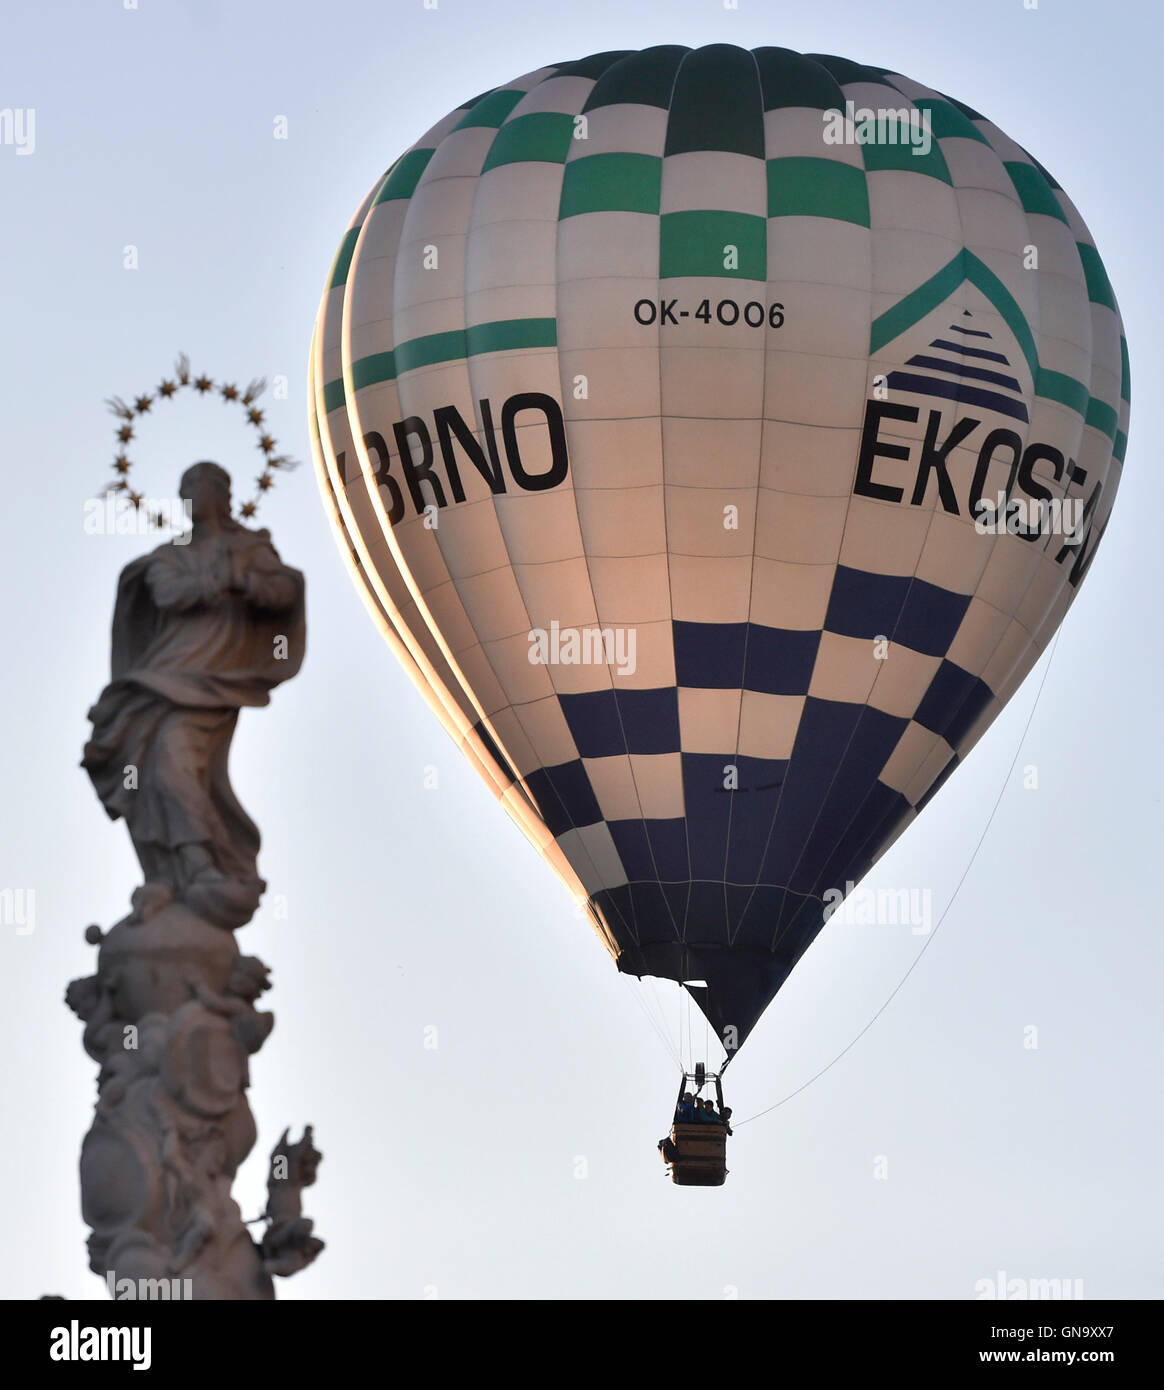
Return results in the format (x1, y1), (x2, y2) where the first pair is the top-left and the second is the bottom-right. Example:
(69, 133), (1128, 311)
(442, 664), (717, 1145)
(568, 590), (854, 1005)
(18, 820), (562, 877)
(82, 460), (306, 929)
(68, 464), (322, 1300)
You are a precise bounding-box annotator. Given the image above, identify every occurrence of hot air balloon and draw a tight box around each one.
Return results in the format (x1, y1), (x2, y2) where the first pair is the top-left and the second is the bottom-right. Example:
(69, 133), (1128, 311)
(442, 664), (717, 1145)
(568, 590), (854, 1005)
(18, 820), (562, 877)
(310, 45), (1127, 1181)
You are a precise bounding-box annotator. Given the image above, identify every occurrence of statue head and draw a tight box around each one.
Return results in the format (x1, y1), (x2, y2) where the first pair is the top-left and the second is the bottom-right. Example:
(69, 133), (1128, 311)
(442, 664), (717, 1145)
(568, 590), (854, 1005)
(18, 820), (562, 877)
(179, 462), (233, 526)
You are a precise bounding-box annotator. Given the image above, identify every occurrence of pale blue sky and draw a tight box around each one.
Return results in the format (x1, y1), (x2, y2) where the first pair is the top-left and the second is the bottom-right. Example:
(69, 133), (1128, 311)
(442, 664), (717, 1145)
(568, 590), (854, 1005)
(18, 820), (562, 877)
(1, 0), (1160, 1299)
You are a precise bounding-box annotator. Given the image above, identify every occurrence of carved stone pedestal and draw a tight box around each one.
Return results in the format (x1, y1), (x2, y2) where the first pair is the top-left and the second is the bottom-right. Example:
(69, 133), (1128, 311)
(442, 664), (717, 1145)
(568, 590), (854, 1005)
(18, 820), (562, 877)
(67, 899), (322, 1299)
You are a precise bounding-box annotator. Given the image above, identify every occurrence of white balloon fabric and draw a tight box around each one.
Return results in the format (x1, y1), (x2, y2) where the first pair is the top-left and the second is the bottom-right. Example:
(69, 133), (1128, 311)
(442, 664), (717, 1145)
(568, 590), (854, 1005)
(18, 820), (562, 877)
(310, 46), (1128, 1053)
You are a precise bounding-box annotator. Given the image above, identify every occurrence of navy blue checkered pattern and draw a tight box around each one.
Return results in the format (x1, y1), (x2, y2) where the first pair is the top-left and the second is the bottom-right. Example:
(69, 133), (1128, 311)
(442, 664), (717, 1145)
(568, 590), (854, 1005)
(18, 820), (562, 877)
(466, 548), (996, 1049)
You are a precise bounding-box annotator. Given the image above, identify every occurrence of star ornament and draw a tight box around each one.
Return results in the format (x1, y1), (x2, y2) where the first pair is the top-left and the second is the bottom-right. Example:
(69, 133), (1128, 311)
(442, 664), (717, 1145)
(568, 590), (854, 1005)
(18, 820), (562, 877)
(100, 355), (301, 529)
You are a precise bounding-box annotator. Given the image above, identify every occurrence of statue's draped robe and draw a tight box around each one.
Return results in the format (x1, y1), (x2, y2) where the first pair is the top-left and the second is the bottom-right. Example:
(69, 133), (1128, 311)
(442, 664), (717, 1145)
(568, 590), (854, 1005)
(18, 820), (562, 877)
(83, 526), (306, 892)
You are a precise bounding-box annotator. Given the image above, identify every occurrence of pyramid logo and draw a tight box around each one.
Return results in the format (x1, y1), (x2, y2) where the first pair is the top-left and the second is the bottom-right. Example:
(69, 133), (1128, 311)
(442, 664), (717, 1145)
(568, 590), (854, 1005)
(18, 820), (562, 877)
(885, 310), (1029, 425)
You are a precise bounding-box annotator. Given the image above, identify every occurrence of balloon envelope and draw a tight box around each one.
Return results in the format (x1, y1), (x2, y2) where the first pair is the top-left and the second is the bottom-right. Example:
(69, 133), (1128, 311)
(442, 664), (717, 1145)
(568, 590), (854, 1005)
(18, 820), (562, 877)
(311, 46), (1128, 1054)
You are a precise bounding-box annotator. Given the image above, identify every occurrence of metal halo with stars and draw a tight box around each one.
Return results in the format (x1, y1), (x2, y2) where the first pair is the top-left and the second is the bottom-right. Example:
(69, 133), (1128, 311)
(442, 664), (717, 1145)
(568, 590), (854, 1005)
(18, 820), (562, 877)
(103, 353), (300, 529)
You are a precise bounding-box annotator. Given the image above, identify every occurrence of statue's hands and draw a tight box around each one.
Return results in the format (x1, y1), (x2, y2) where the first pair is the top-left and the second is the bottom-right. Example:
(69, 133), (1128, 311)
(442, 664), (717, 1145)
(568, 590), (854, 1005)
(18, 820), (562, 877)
(200, 556), (230, 604)
(199, 542), (244, 602)
(226, 556), (250, 597)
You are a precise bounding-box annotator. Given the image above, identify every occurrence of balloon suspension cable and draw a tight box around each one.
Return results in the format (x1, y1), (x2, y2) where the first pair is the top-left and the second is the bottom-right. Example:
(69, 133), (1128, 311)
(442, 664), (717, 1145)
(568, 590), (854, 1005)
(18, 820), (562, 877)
(734, 627), (1063, 1129)
(626, 977), (682, 1071)
(648, 977), (683, 1070)
(679, 989), (686, 1074)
